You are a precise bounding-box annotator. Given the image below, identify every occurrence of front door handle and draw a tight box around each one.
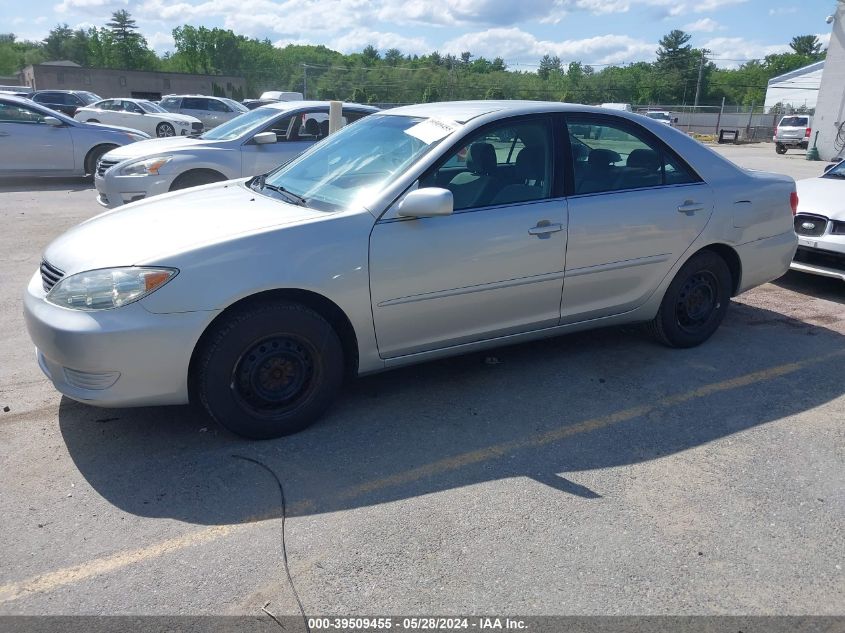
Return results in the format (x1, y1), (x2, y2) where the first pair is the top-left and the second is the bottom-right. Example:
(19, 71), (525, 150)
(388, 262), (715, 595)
(528, 221), (563, 238)
(678, 200), (704, 215)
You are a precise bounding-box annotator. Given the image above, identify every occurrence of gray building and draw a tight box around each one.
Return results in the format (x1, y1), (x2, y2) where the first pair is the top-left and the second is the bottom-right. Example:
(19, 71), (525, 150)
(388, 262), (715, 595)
(19, 61), (246, 101)
(814, 1), (845, 160)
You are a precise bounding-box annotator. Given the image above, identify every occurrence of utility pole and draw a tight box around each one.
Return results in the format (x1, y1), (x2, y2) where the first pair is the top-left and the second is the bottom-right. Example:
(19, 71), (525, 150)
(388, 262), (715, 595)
(302, 63), (307, 99)
(693, 49), (708, 110)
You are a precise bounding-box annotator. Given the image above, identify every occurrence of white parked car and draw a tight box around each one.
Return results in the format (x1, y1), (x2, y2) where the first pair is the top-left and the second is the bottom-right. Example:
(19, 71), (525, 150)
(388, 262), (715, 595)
(74, 98), (203, 138)
(791, 159), (845, 281)
(25, 101), (798, 439)
(94, 100), (377, 208)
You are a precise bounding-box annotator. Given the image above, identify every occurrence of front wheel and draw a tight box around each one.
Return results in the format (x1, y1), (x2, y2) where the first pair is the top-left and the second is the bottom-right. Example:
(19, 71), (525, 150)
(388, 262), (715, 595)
(156, 122), (176, 137)
(195, 302), (344, 439)
(775, 143), (787, 154)
(648, 250), (732, 348)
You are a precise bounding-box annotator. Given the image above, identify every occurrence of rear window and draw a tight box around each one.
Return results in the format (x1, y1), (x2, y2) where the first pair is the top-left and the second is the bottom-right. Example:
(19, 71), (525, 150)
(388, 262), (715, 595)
(779, 116), (809, 127)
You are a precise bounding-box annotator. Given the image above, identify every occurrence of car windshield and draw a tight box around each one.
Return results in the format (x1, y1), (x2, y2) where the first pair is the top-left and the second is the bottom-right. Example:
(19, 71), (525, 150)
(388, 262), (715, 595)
(646, 112), (671, 121)
(79, 92), (101, 104)
(137, 100), (167, 113)
(259, 114), (445, 212)
(199, 107), (281, 140)
(221, 97), (249, 113)
(822, 160), (845, 179)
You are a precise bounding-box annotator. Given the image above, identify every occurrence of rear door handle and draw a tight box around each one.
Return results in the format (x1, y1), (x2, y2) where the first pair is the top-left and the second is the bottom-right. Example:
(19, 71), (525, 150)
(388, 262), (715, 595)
(528, 221), (563, 238)
(0, 132), (9, 137)
(678, 200), (704, 215)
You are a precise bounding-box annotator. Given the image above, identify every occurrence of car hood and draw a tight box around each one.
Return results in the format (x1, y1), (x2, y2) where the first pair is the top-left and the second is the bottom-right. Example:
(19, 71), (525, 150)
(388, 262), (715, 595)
(43, 181), (326, 275)
(156, 112), (201, 125)
(796, 176), (845, 219)
(103, 135), (222, 161)
(76, 120), (151, 137)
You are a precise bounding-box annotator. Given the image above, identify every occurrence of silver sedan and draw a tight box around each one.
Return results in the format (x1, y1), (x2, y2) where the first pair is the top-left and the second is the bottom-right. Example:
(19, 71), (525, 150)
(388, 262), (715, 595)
(94, 101), (378, 208)
(25, 101), (798, 439)
(0, 94), (149, 177)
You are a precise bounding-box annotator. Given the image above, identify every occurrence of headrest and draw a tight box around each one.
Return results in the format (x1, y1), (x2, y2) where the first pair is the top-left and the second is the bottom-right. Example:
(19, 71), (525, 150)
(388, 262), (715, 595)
(588, 148), (621, 169)
(626, 148), (660, 171)
(467, 142), (497, 175)
(304, 118), (320, 135)
(319, 120), (330, 136)
(515, 145), (545, 182)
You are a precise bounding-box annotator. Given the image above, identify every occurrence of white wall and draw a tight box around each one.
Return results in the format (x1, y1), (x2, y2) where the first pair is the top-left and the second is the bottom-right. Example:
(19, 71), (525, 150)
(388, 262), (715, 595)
(814, 3), (845, 160)
(764, 67), (823, 112)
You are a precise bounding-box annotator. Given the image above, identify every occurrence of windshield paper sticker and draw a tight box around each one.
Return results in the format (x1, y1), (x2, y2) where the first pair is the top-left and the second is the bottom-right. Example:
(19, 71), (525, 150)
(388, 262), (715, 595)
(405, 118), (459, 144)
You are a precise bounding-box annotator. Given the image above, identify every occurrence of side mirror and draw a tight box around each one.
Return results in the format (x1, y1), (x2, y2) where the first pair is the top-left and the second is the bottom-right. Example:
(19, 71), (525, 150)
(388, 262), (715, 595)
(253, 132), (277, 145)
(397, 187), (453, 218)
(44, 116), (63, 127)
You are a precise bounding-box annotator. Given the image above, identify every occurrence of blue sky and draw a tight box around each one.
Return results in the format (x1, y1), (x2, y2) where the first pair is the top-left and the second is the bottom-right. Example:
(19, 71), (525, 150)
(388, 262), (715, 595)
(1, 0), (834, 68)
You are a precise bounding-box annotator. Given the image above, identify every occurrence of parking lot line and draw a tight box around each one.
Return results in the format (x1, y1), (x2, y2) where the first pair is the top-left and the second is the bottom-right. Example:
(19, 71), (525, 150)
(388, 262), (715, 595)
(1, 347), (843, 604)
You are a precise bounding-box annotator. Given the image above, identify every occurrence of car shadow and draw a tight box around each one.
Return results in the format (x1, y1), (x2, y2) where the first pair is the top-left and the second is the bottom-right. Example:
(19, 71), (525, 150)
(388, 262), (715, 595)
(0, 177), (93, 193)
(773, 271), (845, 305)
(58, 301), (845, 526)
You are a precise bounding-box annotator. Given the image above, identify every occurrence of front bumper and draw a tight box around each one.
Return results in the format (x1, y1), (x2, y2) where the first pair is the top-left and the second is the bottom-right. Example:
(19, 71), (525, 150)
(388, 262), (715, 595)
(790, 233), (845, 281)
(94, 170), (178, 209)
(24, 271), (218, 407)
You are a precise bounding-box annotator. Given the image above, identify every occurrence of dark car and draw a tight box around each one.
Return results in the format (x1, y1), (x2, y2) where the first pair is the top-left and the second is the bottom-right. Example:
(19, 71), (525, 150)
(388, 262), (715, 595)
(30, 90), (102, 116)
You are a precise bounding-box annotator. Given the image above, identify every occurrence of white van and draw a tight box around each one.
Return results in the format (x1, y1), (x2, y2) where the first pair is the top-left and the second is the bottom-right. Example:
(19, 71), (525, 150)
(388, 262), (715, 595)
(260, 91), (304, 101)
(600, 103), (633, 112)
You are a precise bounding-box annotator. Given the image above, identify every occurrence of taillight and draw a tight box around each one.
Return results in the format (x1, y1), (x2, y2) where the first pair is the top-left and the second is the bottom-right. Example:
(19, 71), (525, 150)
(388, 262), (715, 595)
(805, 127), (811, 138)
(790, 191), (799, 215)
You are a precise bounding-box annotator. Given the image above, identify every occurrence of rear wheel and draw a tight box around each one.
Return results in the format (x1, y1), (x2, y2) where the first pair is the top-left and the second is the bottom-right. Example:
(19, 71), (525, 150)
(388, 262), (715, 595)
(156, 122), (176, 137)
(775, 143), (787, 154)
(86, 119), (100, 123)
(195, 301), (344, 439)
(648, 250), (732, 348)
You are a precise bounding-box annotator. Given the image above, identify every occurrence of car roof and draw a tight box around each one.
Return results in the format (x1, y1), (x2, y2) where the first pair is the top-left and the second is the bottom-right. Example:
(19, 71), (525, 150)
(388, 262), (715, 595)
(256, 100), (380, 113)
(384, 100), (634, 123)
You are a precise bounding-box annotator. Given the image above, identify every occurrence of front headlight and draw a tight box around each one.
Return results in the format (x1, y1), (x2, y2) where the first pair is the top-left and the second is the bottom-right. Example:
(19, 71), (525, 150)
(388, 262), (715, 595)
(47, 267), (178, 310)
(120, 156), (172, 176)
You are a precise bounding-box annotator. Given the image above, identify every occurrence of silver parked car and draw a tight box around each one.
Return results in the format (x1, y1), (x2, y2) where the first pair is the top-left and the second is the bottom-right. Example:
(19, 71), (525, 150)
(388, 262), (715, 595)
(0, 94), (149, 177)
(774, 114), (811, 154)
(25, 101), (798, 439)
(791, 159), (845, 281)
(94, 101), (378, 208)
(158, 94), (249, 130)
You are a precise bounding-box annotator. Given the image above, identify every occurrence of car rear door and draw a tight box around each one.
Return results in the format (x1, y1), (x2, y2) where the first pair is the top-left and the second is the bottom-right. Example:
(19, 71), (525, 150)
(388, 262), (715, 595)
(560, 114), (713, 323)
(0, 100), (74, 173)
(369, 115), (568, 358)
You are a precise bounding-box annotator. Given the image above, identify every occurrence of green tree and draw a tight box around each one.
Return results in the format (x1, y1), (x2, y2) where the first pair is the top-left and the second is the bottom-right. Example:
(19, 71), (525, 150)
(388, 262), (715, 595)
(789, 35), (824, 60)
(106, 10), (154, 69)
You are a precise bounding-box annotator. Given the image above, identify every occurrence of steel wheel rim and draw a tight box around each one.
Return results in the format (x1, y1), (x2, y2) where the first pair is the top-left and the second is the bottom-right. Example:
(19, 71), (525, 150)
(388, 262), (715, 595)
(675, 270), (719, 333)
(232, 335), (316, 418)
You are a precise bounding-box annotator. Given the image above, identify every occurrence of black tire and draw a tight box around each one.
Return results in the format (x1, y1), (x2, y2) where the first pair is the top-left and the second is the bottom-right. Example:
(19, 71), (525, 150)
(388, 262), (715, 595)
(196, 301), (344, 439)
(156, 122), (176, 137)
(87, 119), (100, 123)
(647, 250), (732, 348)
(800, 141), (808, 150)
(84, 144), (117, 177)
(169, 169), (225, 191)
(775, 143), (787, 155)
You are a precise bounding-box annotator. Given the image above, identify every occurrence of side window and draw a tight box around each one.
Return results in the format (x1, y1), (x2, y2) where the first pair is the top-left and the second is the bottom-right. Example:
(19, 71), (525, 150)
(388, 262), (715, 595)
(67, 94), (83, 105)
(161, 97), (180, 109)
(259, 116), (293, 142)
(207, 99), (230, 112)
(123, 101), (142, 114)
(0, 102), (47, 124)
(182, 97), (207, 110)
(293, 111), (327, 140)
(566, 117), (697, 194)
(422, 119), (553, 211)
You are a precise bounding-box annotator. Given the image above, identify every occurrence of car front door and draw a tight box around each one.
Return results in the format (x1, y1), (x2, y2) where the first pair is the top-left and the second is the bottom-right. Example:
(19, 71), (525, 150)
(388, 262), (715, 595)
(560, 114), (714, 323)
(181, 97), (212, 128)
(119, 100), (148, 134)
(369, 116), (568, 359)
(0, 100), (74, 173)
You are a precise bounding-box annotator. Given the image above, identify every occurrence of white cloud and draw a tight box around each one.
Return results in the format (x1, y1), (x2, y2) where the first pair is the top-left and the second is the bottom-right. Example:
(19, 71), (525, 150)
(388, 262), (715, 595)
(702, 36), (790, 67)
(768, 7), (797, 16)
(56, 0), (128, 14)
(683, 17), (722, 32)
(442, 28), (655, 65)
(328, 29), (430, 54)
(146, 30), (175, 52)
